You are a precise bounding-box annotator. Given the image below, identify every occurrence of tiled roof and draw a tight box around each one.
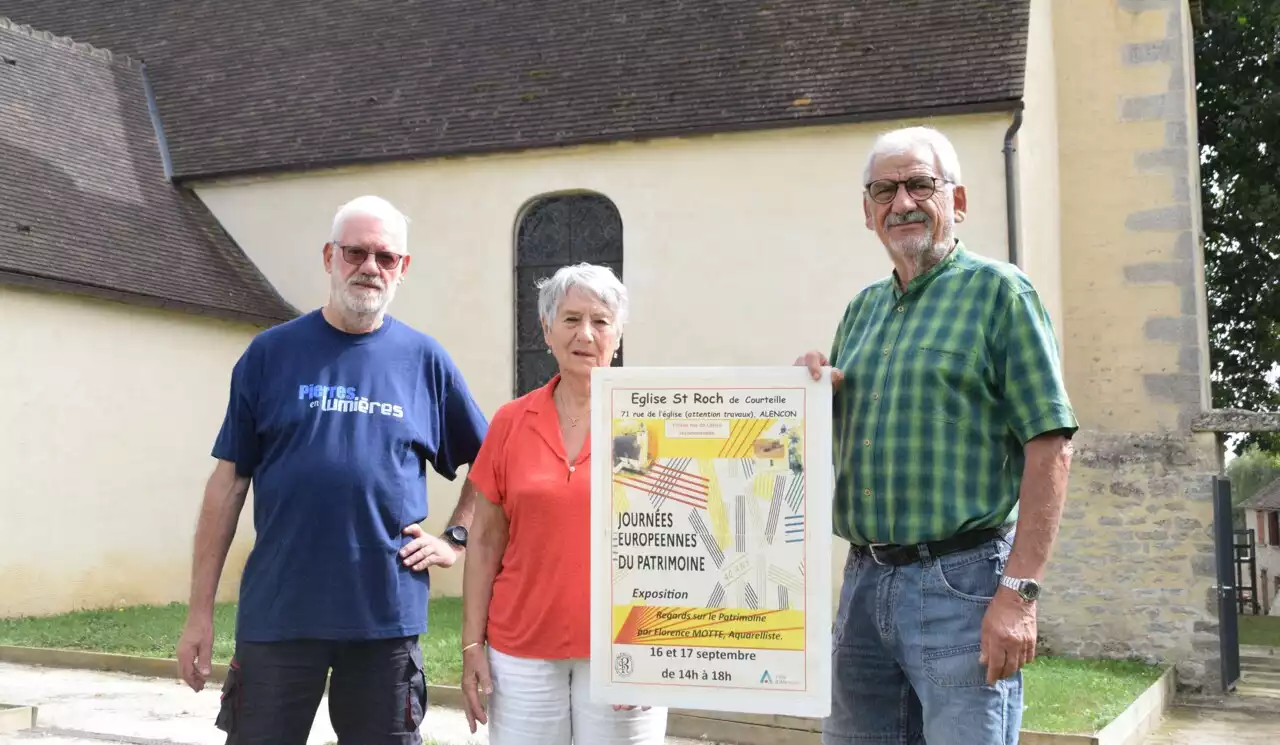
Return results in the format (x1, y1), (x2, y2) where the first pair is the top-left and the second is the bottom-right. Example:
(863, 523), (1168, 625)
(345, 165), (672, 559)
(1243, 478), (1280, 512)
(0, 0), (1031, 180)
(0, 19), (296, 325)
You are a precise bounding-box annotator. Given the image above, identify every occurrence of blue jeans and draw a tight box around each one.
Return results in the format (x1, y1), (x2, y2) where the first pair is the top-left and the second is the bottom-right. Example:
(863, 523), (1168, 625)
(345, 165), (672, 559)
(822, 532), (1022, 744)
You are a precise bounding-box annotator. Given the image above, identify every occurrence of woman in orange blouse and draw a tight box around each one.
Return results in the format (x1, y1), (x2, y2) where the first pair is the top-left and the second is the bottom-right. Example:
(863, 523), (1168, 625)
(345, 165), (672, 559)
(459, 263), (666, 744)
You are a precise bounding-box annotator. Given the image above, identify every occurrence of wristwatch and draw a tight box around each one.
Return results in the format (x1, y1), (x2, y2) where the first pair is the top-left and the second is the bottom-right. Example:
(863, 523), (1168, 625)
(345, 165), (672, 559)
(443, 525), (468, 548)
(998, 575), (1041, 602)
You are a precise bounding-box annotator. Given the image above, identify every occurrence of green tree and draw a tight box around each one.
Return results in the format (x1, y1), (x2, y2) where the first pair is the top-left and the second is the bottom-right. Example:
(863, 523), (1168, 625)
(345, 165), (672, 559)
(1194, 0), (1280, 454)
(1228, 445), (1280, 505)
(1228, 445), (1280, 528)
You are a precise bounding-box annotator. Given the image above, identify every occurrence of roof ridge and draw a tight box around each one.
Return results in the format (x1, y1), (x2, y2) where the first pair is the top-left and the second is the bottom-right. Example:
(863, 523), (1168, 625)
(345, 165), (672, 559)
(0, 16), (137, 68)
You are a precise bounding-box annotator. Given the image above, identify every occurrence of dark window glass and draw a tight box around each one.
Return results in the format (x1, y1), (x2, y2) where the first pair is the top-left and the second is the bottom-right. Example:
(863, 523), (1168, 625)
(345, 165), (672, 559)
(514, 194), (623, 397)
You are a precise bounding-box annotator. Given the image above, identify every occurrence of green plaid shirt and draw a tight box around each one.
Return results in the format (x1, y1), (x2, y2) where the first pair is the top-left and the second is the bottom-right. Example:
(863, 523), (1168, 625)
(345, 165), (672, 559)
(829, 241), (1077, 546)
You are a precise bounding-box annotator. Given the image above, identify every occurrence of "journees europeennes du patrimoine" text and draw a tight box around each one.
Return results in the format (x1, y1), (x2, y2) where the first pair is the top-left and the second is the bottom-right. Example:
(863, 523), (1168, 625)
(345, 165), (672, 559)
(615, 511), (705, 572)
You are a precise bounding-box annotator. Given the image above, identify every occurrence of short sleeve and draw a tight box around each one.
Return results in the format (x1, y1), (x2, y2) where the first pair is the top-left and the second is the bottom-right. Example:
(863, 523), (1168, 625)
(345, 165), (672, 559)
(995, 286), (1079, 445)
(431, 366), (489, 480)
(211, 348), (261, 477)
(828, 299), (857, 367)
(468, 405), (516, 506)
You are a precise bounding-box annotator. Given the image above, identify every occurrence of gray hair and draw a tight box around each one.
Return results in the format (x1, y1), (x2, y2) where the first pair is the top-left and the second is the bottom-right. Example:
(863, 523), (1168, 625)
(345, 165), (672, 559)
(536, 262), (629, 329)
(861, 126), (963, 185)
(330, 195), (411, 254)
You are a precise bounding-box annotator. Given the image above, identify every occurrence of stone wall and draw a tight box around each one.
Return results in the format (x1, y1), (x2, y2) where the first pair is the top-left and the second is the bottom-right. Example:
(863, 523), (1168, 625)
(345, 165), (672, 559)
(1038, 431), (1220, 687)
(1045, 0), (1223, 690)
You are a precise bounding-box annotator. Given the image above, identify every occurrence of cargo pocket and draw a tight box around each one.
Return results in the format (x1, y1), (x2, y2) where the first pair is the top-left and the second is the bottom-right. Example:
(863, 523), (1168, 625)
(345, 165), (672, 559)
(402, 645), (427, 732)
(214, 659), (241, 734)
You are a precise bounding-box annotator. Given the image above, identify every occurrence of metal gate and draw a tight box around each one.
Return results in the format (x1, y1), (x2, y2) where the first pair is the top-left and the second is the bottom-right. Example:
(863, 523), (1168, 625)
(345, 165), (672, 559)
(1213, 475), (1241, 691)
(1234, 528), (1260, 615)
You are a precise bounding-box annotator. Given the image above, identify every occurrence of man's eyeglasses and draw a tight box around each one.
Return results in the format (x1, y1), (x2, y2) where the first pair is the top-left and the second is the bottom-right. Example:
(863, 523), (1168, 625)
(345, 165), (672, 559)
(865, 176), (952, 204)
(334, 244), (405, 271)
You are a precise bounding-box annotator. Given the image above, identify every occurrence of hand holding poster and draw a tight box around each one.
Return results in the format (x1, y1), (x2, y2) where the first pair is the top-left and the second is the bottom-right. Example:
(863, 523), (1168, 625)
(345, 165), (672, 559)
(589, 367), (832, 718)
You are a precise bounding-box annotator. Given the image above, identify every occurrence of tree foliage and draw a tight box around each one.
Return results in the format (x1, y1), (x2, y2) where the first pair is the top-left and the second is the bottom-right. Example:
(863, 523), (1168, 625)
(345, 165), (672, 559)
(1228, 445), (1280, 501)
(1227, 445), (1280, 528)
(1194, 0), (1280, 453)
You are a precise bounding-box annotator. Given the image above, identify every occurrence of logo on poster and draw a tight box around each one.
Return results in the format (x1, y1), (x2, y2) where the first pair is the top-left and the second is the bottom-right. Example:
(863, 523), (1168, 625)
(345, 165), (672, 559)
(615, 653), (634, 678)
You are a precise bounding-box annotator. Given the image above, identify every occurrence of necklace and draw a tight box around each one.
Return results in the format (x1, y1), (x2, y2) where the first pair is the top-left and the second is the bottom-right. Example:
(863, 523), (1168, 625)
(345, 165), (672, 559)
(556, 388), (588, 428)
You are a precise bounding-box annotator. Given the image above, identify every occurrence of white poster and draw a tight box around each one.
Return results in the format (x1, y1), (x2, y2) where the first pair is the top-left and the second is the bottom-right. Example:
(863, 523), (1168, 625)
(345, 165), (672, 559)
(589, 366), (833, 718)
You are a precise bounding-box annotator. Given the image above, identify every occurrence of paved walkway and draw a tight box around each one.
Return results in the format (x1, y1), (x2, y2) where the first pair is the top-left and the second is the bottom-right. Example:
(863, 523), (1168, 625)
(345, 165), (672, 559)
(0, 663), (717, 745)
(1144, 646), (1280, 744)
(4, 659), (1277, 744)
(1143, 698), (1280, 744)
(1236, 644), (1280, 699)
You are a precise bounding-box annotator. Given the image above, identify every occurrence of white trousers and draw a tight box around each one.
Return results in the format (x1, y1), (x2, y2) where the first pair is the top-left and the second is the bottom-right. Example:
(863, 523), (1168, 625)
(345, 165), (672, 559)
(487, 647), (668, 745)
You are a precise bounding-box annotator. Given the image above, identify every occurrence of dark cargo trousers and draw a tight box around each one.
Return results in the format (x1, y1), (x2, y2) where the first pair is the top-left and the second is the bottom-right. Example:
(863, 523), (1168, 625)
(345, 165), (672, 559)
(216, 636), (427, 745)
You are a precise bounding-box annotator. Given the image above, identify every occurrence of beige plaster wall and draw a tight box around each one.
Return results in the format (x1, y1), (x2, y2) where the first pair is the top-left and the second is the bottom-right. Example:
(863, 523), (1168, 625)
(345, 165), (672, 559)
(1017, 0), (1064, 342)
(1045, 0), (1221, 688)
(0, 286), (257, 617)
(193, 114), (1019, 604)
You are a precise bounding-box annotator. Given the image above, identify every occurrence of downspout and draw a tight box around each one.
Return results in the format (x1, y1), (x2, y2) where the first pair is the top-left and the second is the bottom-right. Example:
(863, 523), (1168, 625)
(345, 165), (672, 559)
(1002, 105), (1024, 268)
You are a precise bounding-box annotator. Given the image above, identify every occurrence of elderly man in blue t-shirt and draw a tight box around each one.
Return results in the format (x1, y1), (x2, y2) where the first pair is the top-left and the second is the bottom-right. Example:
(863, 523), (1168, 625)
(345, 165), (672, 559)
(176, 195), (489, 745)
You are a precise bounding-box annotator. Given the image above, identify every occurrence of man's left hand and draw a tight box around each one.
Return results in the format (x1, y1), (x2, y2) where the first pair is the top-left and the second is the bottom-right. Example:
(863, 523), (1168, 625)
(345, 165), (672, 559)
(978, 587), (1037, 685)
(400, 523), (461, 571)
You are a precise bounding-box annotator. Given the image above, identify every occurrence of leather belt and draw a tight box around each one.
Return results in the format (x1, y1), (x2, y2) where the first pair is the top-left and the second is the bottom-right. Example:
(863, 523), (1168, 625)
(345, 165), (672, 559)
(853, 525), (1010, 567)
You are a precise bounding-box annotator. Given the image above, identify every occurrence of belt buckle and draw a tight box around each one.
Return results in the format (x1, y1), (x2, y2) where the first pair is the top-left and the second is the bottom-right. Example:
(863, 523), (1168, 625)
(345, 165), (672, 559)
(867, 543), (891, 566)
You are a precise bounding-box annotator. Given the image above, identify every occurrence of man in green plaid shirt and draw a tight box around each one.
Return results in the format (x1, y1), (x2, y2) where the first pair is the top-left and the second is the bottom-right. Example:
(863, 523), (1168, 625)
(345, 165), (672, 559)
(798, 127), (1077, 745)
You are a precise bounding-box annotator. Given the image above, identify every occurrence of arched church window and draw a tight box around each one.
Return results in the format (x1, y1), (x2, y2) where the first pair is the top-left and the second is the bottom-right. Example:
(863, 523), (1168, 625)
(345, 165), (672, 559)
(513, 193), (623, 397)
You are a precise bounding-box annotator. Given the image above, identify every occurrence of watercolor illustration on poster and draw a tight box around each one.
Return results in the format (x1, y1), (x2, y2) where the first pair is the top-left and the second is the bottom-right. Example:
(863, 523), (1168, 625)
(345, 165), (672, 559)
(589, 366), (833, 717)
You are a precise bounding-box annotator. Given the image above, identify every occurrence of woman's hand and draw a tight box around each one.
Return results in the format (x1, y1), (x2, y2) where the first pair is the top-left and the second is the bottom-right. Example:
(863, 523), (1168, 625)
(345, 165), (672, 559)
(399, 523), (461, 570)
(461, 644), (493, 733)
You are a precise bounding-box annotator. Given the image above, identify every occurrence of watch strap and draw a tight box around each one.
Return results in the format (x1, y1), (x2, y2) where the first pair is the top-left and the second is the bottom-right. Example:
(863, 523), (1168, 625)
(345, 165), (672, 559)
(999, 575), (1039, 600)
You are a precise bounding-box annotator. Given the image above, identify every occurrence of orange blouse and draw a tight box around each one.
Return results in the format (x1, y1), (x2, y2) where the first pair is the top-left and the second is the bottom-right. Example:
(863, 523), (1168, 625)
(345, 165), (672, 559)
(468, 376), (591, 659)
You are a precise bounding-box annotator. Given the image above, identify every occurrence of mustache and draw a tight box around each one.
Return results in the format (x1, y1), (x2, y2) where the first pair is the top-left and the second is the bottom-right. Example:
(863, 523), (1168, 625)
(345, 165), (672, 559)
(347, 273), (385, 290)
(885, 210), (930, 228)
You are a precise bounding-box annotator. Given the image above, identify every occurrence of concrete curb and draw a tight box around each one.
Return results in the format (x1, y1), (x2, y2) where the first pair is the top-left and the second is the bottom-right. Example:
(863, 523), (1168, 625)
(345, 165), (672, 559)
(0, 704), (37, 734)
(0, 645), (216, 682)
(660, 667), (1175, 745)
(1091, 665), (1176, 745)
(0, 646), (1175, 745)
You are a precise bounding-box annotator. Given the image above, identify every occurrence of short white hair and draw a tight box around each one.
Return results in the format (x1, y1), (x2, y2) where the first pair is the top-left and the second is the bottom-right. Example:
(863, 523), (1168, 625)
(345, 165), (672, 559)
(537, 263), (629, 329)
(862, 126), (963, 185)
(330, 195), (410, 254)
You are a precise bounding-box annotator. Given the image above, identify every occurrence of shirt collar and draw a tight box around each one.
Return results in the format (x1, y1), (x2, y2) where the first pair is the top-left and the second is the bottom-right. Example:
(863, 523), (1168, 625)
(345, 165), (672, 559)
(525, 374), (592, 464)
(525, 374), (560, 415)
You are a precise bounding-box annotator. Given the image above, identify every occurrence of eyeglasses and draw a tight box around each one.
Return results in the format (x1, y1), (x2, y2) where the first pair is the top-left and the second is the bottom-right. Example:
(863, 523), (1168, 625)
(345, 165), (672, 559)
(334, 244), (405, 271)
(865, 176), (952, 204)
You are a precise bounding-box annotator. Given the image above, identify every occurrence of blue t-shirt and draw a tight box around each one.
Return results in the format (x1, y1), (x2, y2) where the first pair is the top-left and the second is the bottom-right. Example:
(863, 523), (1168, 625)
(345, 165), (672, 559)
(211, 309), (488, 642)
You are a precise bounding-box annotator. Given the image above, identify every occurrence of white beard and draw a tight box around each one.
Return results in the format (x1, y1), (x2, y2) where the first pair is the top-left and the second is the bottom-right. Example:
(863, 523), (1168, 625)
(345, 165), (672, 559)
(333, 273), (397, 317)
(886, 211), (954, 276)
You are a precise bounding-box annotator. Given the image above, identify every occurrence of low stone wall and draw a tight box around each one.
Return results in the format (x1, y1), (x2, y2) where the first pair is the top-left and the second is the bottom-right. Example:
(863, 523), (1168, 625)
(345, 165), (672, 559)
(1037, 429), (1221, 690)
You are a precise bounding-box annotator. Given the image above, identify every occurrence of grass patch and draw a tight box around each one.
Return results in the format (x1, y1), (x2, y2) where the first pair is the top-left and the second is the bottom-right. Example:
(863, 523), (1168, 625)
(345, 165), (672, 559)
(0, 598), (465, 686)
(1239, 614), (1280, 647)
(1021, 656), (1164, 734)
(2, 601), (1166, 733)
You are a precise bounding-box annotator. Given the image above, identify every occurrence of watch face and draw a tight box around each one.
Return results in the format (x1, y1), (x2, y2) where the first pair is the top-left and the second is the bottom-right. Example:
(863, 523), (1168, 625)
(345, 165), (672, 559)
(1020, 580), (1041, 601)
(446, 525), (469, 545)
